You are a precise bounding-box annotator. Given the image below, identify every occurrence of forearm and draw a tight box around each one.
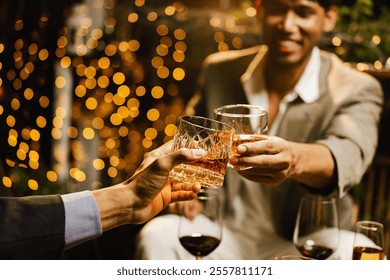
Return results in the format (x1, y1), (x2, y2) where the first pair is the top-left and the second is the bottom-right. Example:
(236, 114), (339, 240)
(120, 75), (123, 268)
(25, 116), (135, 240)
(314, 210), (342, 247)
(92, 183), (133, 232)
(289, 142), (336, 189)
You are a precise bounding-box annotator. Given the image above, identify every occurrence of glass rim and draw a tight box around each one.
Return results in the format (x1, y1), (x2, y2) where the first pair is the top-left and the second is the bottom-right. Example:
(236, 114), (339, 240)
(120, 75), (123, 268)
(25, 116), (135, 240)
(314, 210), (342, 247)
(301, 194), (336, 204)
(356, 220), (384, 230)
(178, 115), (234, 132)
(213, 104), (267, 117)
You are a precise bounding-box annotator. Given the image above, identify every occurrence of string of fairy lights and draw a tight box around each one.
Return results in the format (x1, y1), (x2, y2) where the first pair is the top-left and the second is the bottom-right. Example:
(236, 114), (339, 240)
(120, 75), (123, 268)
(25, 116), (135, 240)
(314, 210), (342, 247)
(0, 0), (260, 194)
(0, 0), (387, 195)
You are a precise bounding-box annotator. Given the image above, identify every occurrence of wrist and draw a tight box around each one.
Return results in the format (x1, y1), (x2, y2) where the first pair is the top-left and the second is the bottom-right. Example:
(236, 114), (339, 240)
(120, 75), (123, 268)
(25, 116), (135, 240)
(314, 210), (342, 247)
(92, 182), (135, 232)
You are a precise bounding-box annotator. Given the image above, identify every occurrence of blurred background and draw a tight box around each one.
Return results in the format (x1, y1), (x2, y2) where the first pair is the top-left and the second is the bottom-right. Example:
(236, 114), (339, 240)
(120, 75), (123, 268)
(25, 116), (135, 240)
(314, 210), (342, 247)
(0, 0), (389, 259)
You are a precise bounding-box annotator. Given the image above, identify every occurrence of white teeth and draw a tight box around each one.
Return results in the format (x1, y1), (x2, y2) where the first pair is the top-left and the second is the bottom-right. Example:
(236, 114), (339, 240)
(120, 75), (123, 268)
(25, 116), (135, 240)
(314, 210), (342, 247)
(279, 40), (299, 47)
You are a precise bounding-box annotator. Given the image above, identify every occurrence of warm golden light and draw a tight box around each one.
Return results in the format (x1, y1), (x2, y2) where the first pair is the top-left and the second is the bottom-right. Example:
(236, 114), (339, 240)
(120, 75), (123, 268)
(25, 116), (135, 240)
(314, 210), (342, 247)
(86, 97), (98, 110)
(372, 35), (381, 45)
(97, 75), (109, 88)
(28, 179), (39, 191)
(0, 1), (265, 195)
(105, 44), (117, 56)
(39, 96), (50, 108)
(165, 123), (177, 137)
(2, 177), (12, 188)
(93, 159), (105, 170)
(118, 106), (130, 118)
(38, 49), (49, 61)
(98, 57), (110, 69)
(173, 68), (185, 81)
(135, 86), (146, 97)
(29, 150), (39, 162)
(152, 56), (164, 68)
(156, 25), (169, 36)
(67, 126), (79, 138)
(75, 85), (87, 97)
(83, 127), (95, 140)
(47, 171), (58, 182)
(374, 60), (383, 69)
(55, 76), (66, 88)
(30, 129), (41, 141)
(173, 50), (185, 62)
(157, 66), (169, 78)
(174, 29), (186, 40)
(147, 108), (160, 121)
(36, 116), (47, 128)
(6, 115), (16, 127)
(175, 41), (187, 52)
(113, 72), (126, 85)
(151, 86), (164, 99)
(92, 117), (104, 129)
(128, 40), (140, 52)
(110, 113), (123, 126)
(156, 44), (169, 56)
(11, 98), (20, 110)
(128, 13), (139, 23)
(332, 36), (342, 47)
(145, 128), (158, 140)
(60, 56), (72, 68)
(246, 7), (257, 17)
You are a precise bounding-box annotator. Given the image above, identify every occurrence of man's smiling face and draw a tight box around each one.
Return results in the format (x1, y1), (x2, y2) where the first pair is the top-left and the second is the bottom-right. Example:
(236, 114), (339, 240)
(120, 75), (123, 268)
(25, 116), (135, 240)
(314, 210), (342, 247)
(259, 0), (337, 67)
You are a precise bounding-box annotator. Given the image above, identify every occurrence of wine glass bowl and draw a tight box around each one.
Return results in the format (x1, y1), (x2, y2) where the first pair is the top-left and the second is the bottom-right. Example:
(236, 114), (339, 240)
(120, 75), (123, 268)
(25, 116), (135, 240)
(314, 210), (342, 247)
(352, 220), (385, 260)
(293, 195), (340, 260)
(178, 189), (222, 259)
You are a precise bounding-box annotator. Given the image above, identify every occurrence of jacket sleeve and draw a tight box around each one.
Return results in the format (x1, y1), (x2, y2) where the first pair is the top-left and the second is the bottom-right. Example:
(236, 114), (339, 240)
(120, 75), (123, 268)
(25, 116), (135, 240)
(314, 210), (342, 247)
(316, 56), (384, 197)
(0, 195), (65, 259)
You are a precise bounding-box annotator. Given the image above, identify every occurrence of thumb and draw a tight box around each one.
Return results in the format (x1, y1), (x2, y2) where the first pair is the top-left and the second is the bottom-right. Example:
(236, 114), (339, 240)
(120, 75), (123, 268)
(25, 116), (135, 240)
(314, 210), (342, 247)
(162, 148), (206, 170)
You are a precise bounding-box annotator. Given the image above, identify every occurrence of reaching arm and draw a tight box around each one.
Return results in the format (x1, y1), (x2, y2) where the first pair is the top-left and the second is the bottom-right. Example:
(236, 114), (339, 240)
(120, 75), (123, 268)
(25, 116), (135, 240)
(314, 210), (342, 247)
(230, 136), (335, 189)
(92, 142), (205, 231)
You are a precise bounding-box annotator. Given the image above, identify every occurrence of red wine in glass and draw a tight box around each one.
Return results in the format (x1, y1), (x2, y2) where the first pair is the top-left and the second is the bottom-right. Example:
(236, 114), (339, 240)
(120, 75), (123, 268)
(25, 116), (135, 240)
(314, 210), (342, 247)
(178, 189), (222, 260)
(293, 195), (340, 260)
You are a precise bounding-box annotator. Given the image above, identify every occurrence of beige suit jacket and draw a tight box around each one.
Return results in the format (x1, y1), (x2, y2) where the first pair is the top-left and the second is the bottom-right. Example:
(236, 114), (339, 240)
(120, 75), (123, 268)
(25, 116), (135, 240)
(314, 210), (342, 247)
(187, 46), (383, 239)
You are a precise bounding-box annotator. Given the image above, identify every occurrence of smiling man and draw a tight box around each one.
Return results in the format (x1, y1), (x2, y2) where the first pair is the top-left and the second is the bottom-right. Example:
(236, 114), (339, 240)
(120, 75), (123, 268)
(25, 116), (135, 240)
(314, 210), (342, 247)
(135, 0), (384, 259)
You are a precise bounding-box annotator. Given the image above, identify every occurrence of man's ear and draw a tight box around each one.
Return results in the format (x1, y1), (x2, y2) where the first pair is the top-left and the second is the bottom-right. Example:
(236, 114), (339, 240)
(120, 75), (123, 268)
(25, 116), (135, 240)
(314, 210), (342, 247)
(323, 5), (339, 33)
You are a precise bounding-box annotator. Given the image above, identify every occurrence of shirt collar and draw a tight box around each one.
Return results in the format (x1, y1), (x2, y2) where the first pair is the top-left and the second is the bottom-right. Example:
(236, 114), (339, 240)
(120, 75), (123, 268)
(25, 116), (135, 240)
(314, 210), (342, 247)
(241, 46), (321, 104)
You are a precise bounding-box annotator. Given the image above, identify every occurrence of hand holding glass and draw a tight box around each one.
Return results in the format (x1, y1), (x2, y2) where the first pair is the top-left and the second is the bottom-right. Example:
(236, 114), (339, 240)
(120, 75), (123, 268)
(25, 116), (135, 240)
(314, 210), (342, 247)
(214, 104), (268, 170)
(352, 220), (385, 260)
(169, 115), (234, 188)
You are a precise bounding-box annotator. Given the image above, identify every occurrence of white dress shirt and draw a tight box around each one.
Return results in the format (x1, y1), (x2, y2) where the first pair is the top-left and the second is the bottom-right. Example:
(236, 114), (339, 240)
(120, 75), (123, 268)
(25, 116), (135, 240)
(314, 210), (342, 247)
(61, 191), (102, 249)
(242, 46), (321, 136)
(226, 47), (322, 236)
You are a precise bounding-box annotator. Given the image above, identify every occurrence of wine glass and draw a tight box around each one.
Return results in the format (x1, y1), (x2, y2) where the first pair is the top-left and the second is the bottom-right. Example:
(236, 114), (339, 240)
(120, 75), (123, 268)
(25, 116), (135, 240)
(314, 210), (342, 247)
(352, 220), (385, 260)
(214, 104), (268, 170)
(178, 188), (222, 260)
(293, 195), (340, 260)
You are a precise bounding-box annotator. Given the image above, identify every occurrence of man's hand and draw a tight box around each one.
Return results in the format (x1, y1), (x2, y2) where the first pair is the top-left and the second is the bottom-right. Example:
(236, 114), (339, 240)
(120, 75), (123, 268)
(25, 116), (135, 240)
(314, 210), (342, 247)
(230, 136), (297, 186)
(126, 141), (206, 224)
(229, 136), (335, 188)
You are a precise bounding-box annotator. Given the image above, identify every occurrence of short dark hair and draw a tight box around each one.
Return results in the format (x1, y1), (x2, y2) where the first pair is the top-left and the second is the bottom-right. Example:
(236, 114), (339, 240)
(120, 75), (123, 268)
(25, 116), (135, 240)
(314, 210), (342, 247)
(257, 0), (340, 10)
(318, 0), (340, 10)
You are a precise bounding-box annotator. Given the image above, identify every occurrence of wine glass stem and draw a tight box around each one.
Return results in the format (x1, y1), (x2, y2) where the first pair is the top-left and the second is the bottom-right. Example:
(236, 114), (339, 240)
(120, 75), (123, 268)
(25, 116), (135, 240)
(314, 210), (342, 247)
(196, 256), (202, 260)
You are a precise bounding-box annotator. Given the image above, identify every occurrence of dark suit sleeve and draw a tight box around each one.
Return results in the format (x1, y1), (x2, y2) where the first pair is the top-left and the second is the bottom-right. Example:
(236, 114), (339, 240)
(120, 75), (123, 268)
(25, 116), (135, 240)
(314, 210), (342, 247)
(0, 195), (66, 259)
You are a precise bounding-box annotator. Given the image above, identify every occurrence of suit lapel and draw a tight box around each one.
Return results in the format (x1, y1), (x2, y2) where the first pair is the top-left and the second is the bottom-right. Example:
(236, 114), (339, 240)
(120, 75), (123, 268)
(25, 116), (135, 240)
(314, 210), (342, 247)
(276, 53), (331, 142)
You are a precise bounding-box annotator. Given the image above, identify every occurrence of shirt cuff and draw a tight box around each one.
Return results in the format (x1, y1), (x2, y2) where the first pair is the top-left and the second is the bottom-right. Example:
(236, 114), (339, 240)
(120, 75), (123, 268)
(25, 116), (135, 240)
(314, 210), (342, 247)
(61, 190), (102, 249)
